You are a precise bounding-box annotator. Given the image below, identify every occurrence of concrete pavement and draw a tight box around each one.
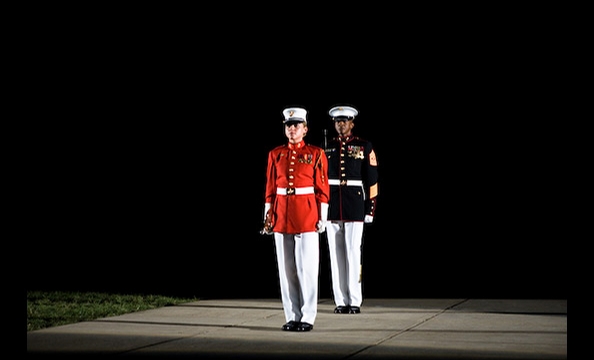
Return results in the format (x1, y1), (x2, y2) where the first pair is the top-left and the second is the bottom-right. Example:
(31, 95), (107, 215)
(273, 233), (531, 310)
(27, 298), (567, 359)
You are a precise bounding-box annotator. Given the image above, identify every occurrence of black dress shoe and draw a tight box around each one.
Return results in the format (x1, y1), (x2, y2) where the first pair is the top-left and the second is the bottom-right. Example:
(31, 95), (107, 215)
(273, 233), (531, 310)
(334, 306), (350, 314)
(349, 306), (361, 314)
(296, 322), (313, 331)
(282, 320), (299, 331)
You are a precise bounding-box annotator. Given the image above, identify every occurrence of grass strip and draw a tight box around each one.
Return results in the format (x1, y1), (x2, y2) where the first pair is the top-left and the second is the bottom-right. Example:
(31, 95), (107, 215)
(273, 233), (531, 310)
(27, 290), (198, 332)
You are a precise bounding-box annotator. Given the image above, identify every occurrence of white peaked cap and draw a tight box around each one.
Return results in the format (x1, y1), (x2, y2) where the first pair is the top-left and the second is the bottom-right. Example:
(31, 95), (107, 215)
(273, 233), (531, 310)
(282, 107), (307, 123)
(329, 105), (358, 119)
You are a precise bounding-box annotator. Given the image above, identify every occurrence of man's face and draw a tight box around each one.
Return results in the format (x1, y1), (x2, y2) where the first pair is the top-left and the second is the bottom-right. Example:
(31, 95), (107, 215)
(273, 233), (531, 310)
(334, 118), (354, 136)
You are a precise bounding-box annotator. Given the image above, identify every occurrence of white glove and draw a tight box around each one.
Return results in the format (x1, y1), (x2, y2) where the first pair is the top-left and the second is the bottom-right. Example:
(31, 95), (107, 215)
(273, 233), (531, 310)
(316, 220), (326, 233)
(364, 215), (374, 223)
(264, 203), (271, 222)
(320, 203), (328, 221)
(317, 203), (329, 233)
(261, 203), (273, 235)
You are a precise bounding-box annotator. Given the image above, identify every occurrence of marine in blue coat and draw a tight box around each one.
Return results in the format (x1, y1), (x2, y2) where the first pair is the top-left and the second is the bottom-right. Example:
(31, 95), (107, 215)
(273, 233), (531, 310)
(324, 105), (379, 314)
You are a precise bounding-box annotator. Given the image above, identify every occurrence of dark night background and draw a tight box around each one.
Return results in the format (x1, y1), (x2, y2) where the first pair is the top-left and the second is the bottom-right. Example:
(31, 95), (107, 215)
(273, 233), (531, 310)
(25, 11), (568, 301)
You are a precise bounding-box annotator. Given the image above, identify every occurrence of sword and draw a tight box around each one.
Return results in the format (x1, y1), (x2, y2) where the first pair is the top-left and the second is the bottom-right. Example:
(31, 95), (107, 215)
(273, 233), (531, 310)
(322, 129), (329, 151)
(359, 232), (364, 283)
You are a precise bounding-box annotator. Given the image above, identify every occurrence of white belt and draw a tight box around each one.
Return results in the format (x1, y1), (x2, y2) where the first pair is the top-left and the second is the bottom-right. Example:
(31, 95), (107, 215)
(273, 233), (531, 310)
(277, 186), (315, 195)
(328, 179), (363, 186)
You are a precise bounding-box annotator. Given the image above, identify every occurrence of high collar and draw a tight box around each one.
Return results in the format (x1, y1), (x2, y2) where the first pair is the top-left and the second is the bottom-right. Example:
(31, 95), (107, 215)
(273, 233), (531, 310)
(287, 140), (306, 149)
(338, 135), (354, 143)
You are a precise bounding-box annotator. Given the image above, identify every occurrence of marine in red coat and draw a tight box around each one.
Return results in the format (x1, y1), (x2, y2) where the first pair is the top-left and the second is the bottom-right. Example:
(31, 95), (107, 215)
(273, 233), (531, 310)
(265, 141), (329, 234)
(263, 107), (329, 332)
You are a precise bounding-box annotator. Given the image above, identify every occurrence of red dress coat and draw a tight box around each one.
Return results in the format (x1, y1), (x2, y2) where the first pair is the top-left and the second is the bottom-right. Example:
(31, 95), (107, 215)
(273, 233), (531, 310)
(265, 140), (330, 234)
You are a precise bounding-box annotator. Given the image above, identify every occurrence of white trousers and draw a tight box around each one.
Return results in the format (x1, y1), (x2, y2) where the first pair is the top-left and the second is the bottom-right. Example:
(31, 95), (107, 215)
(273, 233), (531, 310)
(326, 221), (364, 307)
(274, 232), (320, 325)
